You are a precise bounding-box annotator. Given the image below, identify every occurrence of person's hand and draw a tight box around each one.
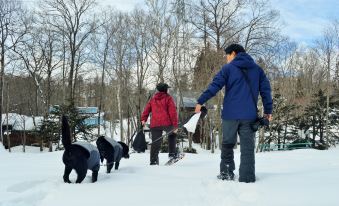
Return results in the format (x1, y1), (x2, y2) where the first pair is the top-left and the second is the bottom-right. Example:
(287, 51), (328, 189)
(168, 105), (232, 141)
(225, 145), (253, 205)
(173, 128), (178, 134)
(141, 121), (146, 127)
(264, 114), (272, 121)
(195, 104), (202, 113)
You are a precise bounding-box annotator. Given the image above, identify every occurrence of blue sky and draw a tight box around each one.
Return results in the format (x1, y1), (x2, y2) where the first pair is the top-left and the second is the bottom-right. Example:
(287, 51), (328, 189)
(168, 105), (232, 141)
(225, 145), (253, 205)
(270, 0), (339, 45)
(100, 0), (338, 45)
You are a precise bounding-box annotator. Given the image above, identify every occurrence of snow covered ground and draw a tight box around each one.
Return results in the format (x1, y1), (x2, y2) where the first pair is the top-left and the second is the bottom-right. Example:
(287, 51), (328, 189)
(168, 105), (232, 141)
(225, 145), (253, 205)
(1, 144), (339, 206)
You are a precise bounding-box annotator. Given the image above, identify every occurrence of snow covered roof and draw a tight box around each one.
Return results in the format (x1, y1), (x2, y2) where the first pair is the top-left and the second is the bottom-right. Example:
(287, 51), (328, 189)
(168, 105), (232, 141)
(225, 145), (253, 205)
(1, 113), (43, 131)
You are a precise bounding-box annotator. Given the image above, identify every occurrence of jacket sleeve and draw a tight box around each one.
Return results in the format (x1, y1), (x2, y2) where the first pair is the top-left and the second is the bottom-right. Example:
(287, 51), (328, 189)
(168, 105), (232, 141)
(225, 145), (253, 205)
(141, 101), (152, 122)
(259, 68), (273, 114)
(167, 96), (178, 128)
(197, 65), (228, 105)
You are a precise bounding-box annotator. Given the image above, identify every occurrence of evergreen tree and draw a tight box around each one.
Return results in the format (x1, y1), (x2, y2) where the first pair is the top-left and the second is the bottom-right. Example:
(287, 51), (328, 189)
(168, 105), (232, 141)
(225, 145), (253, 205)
(45, 104), (96, 147)
(304, 89), (339, 147)
(39, 118), (60, 151)
(267, 89), (298, 149)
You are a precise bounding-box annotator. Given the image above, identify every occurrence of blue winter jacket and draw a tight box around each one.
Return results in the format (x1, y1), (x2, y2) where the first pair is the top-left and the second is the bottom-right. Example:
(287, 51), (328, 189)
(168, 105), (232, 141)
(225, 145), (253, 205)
(197, 52), (273, 120)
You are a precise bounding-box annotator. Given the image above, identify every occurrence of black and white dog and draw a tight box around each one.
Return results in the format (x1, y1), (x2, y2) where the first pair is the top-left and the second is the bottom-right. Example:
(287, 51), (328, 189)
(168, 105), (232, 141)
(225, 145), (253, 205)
(61, 115), (100, 183)
(96, 136), (129, 173)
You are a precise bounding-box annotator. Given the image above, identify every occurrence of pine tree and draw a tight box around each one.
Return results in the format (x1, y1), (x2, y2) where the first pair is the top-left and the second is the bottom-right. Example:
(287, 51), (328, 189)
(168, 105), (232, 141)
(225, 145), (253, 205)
(45, 104), (96, 147)
(39, 118), (60, 151)
(304, 89), (339, 147)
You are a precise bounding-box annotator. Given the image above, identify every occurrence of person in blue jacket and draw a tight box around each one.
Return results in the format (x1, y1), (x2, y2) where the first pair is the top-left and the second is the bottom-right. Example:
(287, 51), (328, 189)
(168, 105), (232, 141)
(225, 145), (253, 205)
(195, 44), (273, 183)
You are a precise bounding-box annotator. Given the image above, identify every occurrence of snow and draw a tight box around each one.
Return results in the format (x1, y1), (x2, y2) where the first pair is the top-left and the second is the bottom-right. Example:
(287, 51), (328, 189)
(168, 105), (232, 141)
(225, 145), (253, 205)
(1, 145), (339, 206)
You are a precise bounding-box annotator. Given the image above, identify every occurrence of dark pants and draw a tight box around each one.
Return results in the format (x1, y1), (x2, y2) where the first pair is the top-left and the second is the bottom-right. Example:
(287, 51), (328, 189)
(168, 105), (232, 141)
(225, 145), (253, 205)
(150, 126), (177, 164)
(220, 120), (256, 182)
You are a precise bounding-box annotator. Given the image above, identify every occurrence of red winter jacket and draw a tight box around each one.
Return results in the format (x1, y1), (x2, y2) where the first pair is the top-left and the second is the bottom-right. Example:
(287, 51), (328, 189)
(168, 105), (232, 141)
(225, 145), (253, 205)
(141, 92), (178, 128)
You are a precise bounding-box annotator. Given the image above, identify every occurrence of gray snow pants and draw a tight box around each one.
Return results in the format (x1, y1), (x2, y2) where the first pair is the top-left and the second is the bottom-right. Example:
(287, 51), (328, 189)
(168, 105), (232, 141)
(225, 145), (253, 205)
(220, 120), (256, 182)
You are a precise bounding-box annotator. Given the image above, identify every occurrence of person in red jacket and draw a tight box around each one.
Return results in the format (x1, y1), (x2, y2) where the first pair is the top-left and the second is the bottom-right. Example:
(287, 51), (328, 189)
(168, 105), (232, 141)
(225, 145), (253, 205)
(141, 83), (178, 165)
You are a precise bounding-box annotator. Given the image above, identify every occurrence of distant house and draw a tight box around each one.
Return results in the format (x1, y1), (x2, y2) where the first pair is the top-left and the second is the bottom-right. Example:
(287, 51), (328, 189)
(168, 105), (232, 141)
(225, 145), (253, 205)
(77, 107), (104, 126)
(49, 106), (104, 126)
(1, 113), (43, 149)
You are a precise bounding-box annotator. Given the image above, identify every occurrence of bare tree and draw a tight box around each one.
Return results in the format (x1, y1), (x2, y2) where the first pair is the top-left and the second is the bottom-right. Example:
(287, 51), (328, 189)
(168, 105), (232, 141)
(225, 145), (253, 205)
(316, 23), (337, 144)
(331, 20), (339, 92)
(0, 0), (27, 143)
(42, 0), (97, 105)
(36, 9), (63, 117)
(105, 12), (134, 142)
(130, 8), (153, 124)
(190, 0), (245, 51)
(13, 16), (50, 151)
(91, 8), (118, 135)
(147, 0), (175, 83)
(241, 0), (280, 57)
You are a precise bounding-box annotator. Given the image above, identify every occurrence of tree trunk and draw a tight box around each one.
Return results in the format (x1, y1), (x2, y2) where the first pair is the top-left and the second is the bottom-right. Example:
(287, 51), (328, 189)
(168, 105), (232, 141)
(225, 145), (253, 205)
(23, 116), (26, 153)
(0, 43), (5, 144)
(6, 82), (10, 152)
(127, 104), (130, 145)
(319, 119), (323, 143)
(117, 84), (124, 142)
(312, 116), (316, 148)
(98, 51), (107, 136)
(325, 53), (331, 144)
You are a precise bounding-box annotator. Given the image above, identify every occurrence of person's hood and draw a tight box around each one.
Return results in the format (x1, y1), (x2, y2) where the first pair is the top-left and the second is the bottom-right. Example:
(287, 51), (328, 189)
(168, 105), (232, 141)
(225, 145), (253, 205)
(230, 52), (256, 69)
(154, 92), (168, 100)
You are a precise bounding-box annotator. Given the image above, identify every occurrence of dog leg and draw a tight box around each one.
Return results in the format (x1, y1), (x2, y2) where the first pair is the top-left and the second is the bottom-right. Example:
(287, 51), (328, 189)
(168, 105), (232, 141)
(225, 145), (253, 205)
(75, 169), (87, 183)
(63, 166), (72, 183)
(92, 171), (98, 183)
(107, 162), (114, 173)
(115, 161), (120, 170)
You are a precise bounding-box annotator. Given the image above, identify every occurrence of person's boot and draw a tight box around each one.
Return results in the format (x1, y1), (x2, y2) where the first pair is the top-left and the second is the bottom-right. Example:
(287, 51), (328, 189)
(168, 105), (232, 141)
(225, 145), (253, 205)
(217, 164), (235, 180)
(217, 171), (235, 180)
(168, 152), (178, 159)
(150, 156), (159, 165)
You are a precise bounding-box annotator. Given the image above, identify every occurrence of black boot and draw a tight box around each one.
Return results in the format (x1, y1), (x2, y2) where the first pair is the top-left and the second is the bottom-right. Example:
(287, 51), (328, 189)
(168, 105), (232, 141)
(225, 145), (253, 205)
(217, 171), (235, 180)
(150, 156), (159, 165)
(218, 164), (235, 180)
(168, 152), (178, 159)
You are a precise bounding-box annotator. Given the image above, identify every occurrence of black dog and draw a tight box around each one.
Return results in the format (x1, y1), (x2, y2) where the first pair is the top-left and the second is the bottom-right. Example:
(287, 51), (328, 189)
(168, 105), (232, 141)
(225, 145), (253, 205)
(96, 136), (129, 173)
(61, 115), (100, 183)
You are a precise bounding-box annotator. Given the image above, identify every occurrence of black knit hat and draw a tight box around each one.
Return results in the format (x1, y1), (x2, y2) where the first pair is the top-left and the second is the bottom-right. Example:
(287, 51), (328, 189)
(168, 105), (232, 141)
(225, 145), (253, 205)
(224, 44), (246, 54)
(156, 83), (170, 92)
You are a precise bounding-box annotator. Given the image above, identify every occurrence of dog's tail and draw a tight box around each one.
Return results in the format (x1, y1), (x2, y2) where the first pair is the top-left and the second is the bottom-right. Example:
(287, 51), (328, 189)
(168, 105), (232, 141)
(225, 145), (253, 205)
(62, 115), (72, 150)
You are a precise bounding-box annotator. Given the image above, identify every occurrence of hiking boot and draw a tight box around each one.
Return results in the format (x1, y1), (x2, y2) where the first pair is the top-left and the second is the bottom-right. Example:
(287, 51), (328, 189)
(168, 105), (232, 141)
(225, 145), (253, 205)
(150, 156), (159, 165)
(150, 157), (159, 165)
(168, 153), (179, 159)
(217, 172), (235, 181)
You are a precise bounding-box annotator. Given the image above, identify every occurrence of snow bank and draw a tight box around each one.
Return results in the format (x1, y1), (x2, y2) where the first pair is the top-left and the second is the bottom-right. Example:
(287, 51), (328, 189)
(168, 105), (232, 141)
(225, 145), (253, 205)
(0, 146), (338, 206)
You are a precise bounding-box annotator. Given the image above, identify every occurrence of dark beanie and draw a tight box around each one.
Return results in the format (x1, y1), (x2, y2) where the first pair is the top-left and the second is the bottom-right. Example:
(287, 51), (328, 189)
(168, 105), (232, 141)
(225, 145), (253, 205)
(224, 44), (246, 54)
(156, 83), (170, 92)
